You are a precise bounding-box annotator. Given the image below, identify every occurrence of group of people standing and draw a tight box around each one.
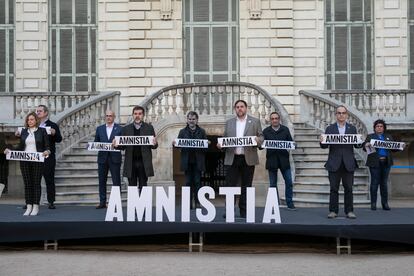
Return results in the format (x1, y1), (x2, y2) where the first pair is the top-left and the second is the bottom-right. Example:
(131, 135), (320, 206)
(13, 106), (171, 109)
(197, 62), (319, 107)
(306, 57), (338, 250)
(321, 105), (404, 219)
(2, 101), (404, 219)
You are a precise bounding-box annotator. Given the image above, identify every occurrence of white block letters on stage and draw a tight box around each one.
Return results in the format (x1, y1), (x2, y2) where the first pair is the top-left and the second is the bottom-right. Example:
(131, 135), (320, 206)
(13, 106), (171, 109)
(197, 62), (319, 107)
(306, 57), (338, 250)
(105, 186), (282, 224)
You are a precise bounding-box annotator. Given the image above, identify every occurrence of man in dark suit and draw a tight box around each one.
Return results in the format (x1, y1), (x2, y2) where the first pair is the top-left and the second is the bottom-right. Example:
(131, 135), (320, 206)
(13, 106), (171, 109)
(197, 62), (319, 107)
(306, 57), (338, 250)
(320, 105), (361, 219)
(218, 100), (263, 218)
(174, 111), (207, 208)
(262, 111), (296, 210)
(94, 110), (122, 209)
(117, 106), (158, 190)
(36, 105), (62, 209)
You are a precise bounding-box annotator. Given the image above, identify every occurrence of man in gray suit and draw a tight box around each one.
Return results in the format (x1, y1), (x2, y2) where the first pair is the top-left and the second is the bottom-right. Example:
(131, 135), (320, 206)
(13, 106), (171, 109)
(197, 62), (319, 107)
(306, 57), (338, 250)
(218, 100), (264, 218)
(320, 105), (362, 219)
(116, 106), (158, 190)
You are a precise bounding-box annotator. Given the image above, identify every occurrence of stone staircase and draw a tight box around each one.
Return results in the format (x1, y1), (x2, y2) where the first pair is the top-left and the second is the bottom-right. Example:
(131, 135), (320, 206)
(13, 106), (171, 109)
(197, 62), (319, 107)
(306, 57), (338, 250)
(292, 123), (370, 206)
(54, 136), (126, 205)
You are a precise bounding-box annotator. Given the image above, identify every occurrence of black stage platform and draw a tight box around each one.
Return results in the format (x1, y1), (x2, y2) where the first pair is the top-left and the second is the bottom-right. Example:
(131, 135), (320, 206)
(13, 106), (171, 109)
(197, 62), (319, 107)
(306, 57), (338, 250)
(1, 205), (413, 244)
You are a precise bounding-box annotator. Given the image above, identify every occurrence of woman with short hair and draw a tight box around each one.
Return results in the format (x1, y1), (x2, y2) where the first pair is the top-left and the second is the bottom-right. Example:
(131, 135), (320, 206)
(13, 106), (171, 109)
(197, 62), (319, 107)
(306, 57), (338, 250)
(363, 119), (404, 211)
(4, 112), (50, 216)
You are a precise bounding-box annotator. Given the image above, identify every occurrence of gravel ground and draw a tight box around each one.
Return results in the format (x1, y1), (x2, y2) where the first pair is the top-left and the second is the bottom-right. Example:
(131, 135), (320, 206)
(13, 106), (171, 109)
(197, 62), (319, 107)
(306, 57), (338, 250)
(0, 251), (413, 276)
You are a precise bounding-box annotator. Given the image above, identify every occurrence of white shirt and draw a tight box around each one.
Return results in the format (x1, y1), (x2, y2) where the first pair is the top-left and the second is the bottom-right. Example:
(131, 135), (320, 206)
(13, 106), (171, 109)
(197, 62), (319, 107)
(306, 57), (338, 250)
(25, 127), (37, 152)
(106, 123), (114, 140)
(235, 115), (247, 155)
(40, 119), (48, 128)
(337, 123), (346, 135)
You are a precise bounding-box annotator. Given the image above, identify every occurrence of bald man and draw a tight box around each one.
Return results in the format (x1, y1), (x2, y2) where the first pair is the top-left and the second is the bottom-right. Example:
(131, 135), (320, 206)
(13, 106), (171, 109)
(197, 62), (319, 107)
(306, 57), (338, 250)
(94, 110), (122, 208)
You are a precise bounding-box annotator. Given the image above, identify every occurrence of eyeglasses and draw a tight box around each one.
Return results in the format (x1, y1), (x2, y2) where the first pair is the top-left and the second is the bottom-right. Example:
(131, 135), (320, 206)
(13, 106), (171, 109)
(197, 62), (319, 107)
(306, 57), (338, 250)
(106, 115), (114, 117)
(336, 112), (347, 115)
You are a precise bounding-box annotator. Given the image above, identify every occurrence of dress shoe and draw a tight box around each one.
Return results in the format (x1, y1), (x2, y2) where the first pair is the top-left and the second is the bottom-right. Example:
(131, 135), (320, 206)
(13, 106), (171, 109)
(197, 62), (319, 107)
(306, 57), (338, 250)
(48, 203), (56, 209)
(371, 204), (376, 211)
(23, 204), (33, 216)
(96, 204), (107, 209)
(327, 212), (337, 219)
(346, 212), (357, 219)
(287, 205), (297, 211)
(382, 204), (391, 211)
(30, 204), (39, 216)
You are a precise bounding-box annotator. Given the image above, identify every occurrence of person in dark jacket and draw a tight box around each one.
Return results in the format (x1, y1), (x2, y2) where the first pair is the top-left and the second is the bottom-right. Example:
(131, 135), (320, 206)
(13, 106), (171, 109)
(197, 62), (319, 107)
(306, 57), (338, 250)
(174, 111), (207, 208)
(320, 106), (362, 219)
(262, 111), (296, 210)
(363, 119), (404, 211)
(94, 110), (122, 209)
(0, 132), (11, 196)
(4, 112), (50, 216)
(116, 106), (158, 190)
(36, 105), (62, 209)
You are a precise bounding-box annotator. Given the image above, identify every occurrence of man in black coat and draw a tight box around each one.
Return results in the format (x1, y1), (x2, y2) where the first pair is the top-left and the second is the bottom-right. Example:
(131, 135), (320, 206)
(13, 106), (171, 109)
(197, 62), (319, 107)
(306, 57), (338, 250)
(262, 111), (296, 210)
(320, 105), (361, 219)
(174, 111), (207, 208)
(116, 106), (158, 190)
(36, 105), (62, 209)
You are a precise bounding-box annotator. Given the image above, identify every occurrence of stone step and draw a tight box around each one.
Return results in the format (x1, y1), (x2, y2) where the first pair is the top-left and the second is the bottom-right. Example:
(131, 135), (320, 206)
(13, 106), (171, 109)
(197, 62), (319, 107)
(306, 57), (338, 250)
(293, 189), (368, 200)
(55, 190), (126, 202)
(292, 197), (370, 205)
(295, 174), (368, 183)
(61, 154), (98, 162)
(55, 174), (101, 184)
(55, 183), (120, 193)
(293, 181), (368, 191)
(55, 167), (102, 175)
(295, 167), (367, 175)
(56, 160), (100, 168)
(54, 198), (126, 206)
(292, 148), (330, 154)
(294, 135), (320, 141)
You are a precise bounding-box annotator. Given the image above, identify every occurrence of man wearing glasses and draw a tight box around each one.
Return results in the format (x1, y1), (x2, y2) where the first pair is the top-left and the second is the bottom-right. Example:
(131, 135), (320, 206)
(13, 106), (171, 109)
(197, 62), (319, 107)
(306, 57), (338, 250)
(94, 110), (122, 209)
(320, 105), (361, 219)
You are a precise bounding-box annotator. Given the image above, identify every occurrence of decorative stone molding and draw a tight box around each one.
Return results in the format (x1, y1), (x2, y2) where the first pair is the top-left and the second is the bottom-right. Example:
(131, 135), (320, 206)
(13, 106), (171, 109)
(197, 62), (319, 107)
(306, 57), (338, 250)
(249, 0), (262, 20)
(161, 0), (173, 20)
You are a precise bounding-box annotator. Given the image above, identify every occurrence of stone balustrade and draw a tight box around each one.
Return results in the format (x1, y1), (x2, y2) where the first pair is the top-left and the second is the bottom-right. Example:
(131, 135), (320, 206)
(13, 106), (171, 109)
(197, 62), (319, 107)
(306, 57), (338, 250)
(322, 90), (412, 119)
(13, 92), (98, 120)
(52, 91), (120, 159)
(300, 90), (371, 137)
(140, 82), (292, 130)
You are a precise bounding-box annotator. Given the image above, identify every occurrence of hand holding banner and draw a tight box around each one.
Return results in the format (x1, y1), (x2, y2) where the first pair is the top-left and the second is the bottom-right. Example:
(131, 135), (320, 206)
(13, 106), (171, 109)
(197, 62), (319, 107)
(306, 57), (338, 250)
(6, 150), (45, 162)
(114, 136), (155, 146)
(320, 134), (363, 144)
(262, 140), (296, 150)
(369, 139), (405, 151)
(87, 142), (120, 152)
(217, 136), (257, 148)
(174, 139), (209, 148)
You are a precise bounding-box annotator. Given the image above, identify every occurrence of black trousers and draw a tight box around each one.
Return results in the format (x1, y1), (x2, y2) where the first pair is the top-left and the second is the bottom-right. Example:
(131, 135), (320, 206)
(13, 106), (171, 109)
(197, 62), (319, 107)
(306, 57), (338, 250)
(20, 161), (43, 205)
(0, 157), (8, 193)
(128, 159), (148, 190)
(43, 154), (56, 204)
(226, 155), (255, 216)
(328, 162), (354, 214)
(98, 159), (121, 204)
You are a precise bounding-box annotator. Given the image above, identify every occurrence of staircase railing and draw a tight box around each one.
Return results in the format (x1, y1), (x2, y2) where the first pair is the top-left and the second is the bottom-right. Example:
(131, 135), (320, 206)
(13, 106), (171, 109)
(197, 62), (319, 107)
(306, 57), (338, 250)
(52, 91), (120, 160)
(299, 90), (371, 137)
(322, 90), (414, 120)
(139, 81), (293, 131)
